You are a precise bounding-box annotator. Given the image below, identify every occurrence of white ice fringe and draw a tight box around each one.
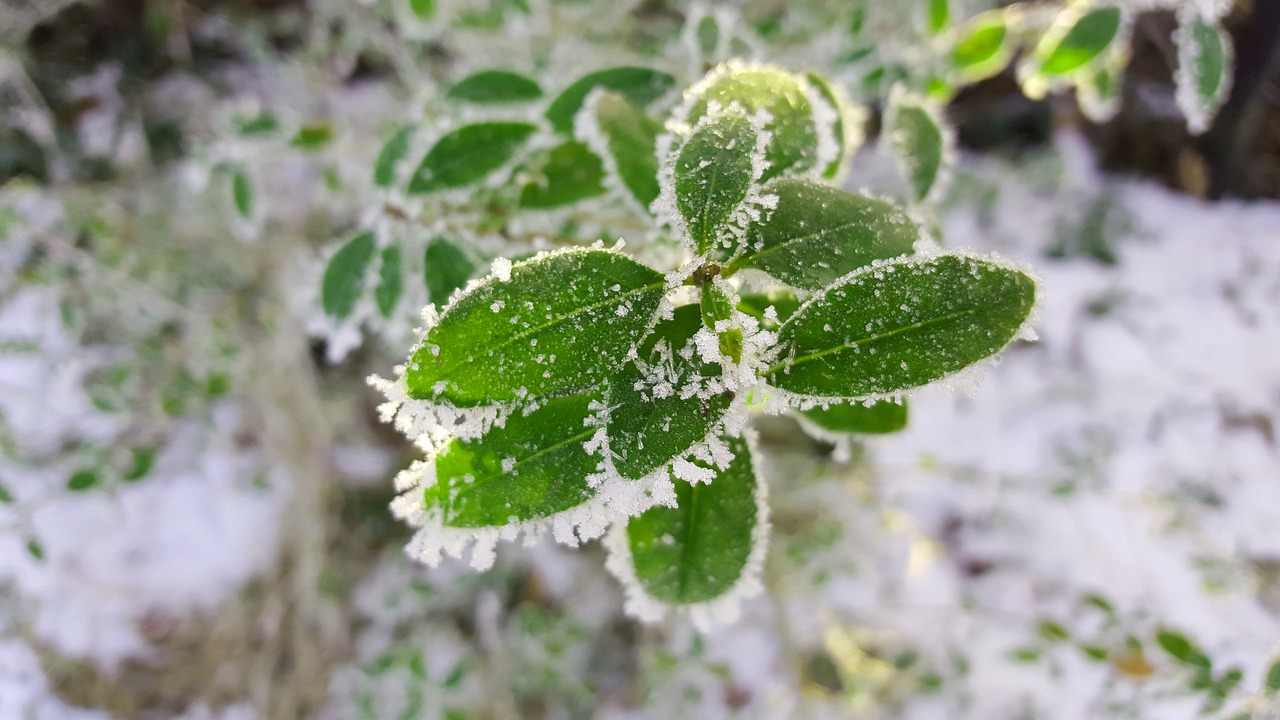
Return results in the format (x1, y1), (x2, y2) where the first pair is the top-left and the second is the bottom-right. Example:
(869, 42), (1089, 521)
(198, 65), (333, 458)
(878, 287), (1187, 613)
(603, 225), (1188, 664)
(603, 427), (771, 630)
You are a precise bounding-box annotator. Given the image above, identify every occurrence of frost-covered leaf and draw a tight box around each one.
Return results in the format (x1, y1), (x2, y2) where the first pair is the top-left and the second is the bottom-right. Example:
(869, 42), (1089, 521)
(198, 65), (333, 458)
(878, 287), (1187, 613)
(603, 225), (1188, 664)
(406, 248), (665, 406)
(231, 168), (252, 218)
(684, 63), (823, 181)
(605, 306), (731, 480)
(672, 104), (761, 254)
(799, 399), (908, 434)
(518, 141), (606, 209)
(700, 281), (742, 363)
(545, 67), (676, 134)
(765, 253), (1036, 400)
(951, 12), (1009, 78)
(374, 244), (403, 318)
(729, 178), (919, 290)
(373, 126), (413, 188)
(1175, 9), (1232, 134)
(408, 122), (537, 194)
(447, 70), (543, 104)
(927, 0), (949, 35)
(1037, 6), (1123, 76)
(804, 72), (858, 179)
(885, 87), (951, 203)
(578, 91), (662, 209)
(610, 433), (765, 621)
(423, 237), (477, 305)
(426, 391), (601, 526)
(322, 231), (376, 320)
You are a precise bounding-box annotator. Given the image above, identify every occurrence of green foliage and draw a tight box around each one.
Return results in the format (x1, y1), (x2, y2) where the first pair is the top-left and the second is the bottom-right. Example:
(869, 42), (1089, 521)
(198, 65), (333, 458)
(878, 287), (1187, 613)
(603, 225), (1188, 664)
(673, 104), (761, 254)
(582, 92), (662, 208)
(885, 88), (949, 203)
(447, 70), (543, 104)
(409, 122), (538, 194)
(800, 399), (908, 435)
(518, 141), (606, 209)
(423, 237), (477, 305)
(375, 245), (404, 318)
(373, 126), (414, 188)
(232, 168), (253, 218)
(1037, 6), (1123, 76)
(545, 67), (676, 134)
(323, 232), (377, 320)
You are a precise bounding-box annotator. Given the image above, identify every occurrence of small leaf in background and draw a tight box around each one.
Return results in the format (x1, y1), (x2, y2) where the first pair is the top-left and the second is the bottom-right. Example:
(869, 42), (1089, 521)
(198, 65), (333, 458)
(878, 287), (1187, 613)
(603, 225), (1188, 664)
(408, 122), (537, 194)
(685, 64), (819, 181)
(737, 289), (800, 329)
(122, 446), (157, 482)
(231, 168), (253, 219)
(290, 122), (334, 150)
(234, 113), (278, 137)
(67, 469), (100, 491)
(427, 392), (601, 526)
(620, 434), (762, 605)
(373, 126), (413, 187)
(606, 306), (731, 480)
(26, 538), (44, 561)
(1037, 6), (1123, 76)
(447, 70), (543, 104)
(951, 12), (1009, 78)
(545, 67), (676, 134)
(322, 231), (376, 320)
(799, 399), (908, 435)
(408, 0), (434, 21)
(518, 141), (607, 209)
(1265, 656), (1280, 694)
(407, 249), (665, 406)
(1077, 60), (1125, 124)
(0, 483), (12, 503)
(730, 178), (919, 289)
(374, 244), (403, 318)
(423, 237), (476, 304)
(804, 72), (855, 179)
(1037, 619), (1071, 642)
(765, 254), (1036, 399)
(579, 91), (662, 209)
(1155, 628), (1212, 669)
(927, 0), (949, 35)
(885, 87), (951, 203)
(696, 14), (720, 56)
(672, 104), (759, 254)
(1175, 9), (1232, 134)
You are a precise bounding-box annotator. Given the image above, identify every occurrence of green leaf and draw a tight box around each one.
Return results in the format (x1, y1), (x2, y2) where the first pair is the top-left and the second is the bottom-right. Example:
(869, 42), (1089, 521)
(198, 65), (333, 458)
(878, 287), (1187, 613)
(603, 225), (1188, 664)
(427, 391), (601, 526)
(886, 89), (949, 203)
(799, 399), (908, 434)
(408, 122), (537, 194)
(122, 446), (157, 482)
(622, 434), (761, 604)
(672, 105), (760, 255)
(408, 0), (435, 21)
(373, 126), (413, 188)
(424, 237), (477, 304)
(804, 72), (852, 179)
(764, 254), (1036, 399)
(696, 15), (720, 55)
(737, 289), (800, 329)
(700, 282), (742, 363)
(290, 123), (333, 150)
(406, 249), (665, 406)
(546, 67), (676, 134)
(234, 113), (278, 136)
(0, 483), (12, 503)
(447, 70), (543, 104)
(518, 141), (607, 209)
(374, 244), (404, 318)
(1265, 656), (1280, 694)
(1038, 6), (1123, 76)
(605, 306), (732, 480)
(232, 168), (253, 218)
(67, 469), (100, 491)
(952, 14), (1008, 72)
(927, 0), (949, 34)
(1155, 628), (1211, 669)
(685, 65), (820, 181)
(26, 538), (43, 561)
(1037, 619), (1071, 642)
(322, 232), (376, 320)
(582, 91), (662, 209)
(729, 178), (919, 289)
(1176, 11), (1231, 133)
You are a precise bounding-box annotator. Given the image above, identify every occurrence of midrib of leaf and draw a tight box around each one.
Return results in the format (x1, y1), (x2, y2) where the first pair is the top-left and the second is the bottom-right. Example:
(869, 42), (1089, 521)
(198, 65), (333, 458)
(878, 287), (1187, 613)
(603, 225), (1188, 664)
(727, 218), (882, 271)
(676, 479), (702, 598)
(764, 306), (980, 378)
(695, 158), (723, 248)
(429, 280), (665, 382)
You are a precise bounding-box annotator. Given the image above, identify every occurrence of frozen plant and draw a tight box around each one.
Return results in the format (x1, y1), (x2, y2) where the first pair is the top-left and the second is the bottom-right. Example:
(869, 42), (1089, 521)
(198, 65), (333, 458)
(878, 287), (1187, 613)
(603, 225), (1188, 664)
(364, 60), (1040, 627)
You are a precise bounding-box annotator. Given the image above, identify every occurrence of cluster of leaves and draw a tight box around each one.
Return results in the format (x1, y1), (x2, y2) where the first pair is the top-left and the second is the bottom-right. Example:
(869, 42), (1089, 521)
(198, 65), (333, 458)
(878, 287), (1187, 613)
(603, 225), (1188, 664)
(362, 60), (1038, 625)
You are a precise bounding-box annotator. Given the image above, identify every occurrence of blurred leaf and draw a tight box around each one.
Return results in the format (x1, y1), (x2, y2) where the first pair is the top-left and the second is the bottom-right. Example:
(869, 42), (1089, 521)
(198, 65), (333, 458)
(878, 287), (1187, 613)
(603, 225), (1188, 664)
(1155, 628), (1211, 669)
(519, 141), (607, 208)
(423, 237), (477, 305)
(546, 67), (676, 134)
(322, 232), (376, 320)
(886, 88), (948, 202)
(373, 126), (413, 188)
(290, 123), (333, 150)
(232, 168), (253, 219)
(408, 0), (435, 21)
(1038, 7), (1122, 76)
(67, 469), (100, 491)
(800, 399), (908, 434)
(408, 122), (536, 194)
(374, 244), (403, 318)
(448, 70), (543, 104)
(927, 0), (949, 34)
(584, 92), (662, 208)
(123, 447), (157, 482)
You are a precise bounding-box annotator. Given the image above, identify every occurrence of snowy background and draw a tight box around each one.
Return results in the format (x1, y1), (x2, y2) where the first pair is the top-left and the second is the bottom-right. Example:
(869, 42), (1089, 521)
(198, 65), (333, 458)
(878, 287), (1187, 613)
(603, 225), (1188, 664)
(3, 0), (1280, 718)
